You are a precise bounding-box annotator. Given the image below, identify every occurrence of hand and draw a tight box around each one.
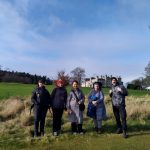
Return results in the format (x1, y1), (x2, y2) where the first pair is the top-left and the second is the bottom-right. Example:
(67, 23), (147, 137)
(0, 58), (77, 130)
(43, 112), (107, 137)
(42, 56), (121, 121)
(117, 87), (122, 92)
(78, 101), (82, 104)
(92, 101), (97, 106)
(67, 109), (72, 114)
(109, 90), (112, 94)
(64, 107), (67, 111)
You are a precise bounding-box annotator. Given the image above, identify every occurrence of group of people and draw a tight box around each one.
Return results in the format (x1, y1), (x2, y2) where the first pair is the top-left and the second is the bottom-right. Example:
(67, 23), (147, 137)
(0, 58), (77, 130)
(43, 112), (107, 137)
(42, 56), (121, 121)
(31, 77), (128, 138)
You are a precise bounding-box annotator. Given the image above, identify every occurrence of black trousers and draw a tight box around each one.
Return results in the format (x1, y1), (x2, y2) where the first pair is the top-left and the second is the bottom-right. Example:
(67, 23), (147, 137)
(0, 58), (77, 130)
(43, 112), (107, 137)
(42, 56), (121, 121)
(112, 105), (127, 131)
(52, 108), (64, 132)
(34, 106), (48, 135)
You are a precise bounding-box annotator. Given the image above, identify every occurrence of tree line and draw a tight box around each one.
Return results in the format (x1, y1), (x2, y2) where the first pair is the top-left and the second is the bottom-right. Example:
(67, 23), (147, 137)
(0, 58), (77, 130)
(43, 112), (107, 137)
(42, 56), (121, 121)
(127, 61), (150, 90)
(0, 66), (85, 85)
(0, 69), (52, 84)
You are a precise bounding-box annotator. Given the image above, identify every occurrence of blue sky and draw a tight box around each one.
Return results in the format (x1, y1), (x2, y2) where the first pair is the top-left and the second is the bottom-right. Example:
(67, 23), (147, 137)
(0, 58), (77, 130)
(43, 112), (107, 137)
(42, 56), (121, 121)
(0, 0), (150, 82)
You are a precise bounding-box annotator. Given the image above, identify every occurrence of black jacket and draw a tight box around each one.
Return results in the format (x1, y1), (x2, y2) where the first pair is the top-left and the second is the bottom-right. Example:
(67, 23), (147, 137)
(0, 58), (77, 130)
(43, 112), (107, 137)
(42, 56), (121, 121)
(51, 87), (67, 109)
(31, 86), (51, 108)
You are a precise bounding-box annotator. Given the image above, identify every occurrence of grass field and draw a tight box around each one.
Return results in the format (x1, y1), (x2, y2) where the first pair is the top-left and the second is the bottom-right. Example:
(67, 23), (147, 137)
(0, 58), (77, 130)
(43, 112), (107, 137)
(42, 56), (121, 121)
(0, 82), (150, 100)
(0, 82), (150, 150)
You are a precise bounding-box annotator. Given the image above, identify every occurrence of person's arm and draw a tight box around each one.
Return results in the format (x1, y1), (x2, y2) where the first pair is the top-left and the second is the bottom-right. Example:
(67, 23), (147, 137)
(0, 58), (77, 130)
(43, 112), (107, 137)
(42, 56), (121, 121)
(64, 89), (68, 110)
(88, 90), (94, 103)
(109, 89), (113, 97)
(51, 88), (56, 102)
(67, 92), (72, 110)
(31, 89), (38, 105)
(96, 91), (104, 103)
(78, 90), (85, 104)
(47, 90), (51, 107)
(119, 86), (128, 96)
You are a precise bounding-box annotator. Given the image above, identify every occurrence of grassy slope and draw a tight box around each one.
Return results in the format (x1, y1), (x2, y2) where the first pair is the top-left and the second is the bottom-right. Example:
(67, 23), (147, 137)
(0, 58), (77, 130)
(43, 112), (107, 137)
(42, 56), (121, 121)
(0, 82), (150, 150)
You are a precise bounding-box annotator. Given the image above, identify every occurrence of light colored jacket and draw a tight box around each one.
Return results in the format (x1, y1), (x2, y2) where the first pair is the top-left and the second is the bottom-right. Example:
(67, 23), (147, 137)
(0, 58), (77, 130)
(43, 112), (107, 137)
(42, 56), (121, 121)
(67, 89), (85, 124)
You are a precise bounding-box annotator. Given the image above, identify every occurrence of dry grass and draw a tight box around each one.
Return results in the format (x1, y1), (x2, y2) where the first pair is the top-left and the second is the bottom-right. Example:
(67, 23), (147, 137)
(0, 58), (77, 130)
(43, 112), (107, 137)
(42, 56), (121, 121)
(0, 98), (25, 121)
(103, 95), (150, 120)
(126, 97), (150, 120)
(0, 95), (150, 136)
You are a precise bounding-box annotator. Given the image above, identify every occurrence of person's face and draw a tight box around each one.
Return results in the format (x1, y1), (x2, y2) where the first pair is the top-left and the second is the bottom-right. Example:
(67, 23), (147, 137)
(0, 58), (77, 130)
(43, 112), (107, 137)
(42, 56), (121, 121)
(72, 82), (78, 89)
(112, 79), (117, 85)
(94, 84), (99, 91)
(57, 82), (63, 87)
(38, 82), (44, 87)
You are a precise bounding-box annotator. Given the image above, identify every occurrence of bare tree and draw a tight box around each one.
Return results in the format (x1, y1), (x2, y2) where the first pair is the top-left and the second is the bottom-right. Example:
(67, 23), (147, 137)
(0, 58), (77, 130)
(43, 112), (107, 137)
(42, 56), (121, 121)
(145, 61), (150, 77)
(56, 70), (70, 86)
(70, 67), (85, 85)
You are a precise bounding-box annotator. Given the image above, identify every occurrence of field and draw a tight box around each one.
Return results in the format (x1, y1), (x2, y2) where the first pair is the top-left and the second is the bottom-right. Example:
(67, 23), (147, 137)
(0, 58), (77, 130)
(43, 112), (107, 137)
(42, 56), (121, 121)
(0, 82), (150, 150)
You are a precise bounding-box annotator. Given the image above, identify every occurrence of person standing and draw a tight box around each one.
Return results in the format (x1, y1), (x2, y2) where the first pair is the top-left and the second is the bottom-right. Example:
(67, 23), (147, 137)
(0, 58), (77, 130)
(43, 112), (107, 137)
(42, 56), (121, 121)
(67, 80), (85, 134)
(31, 80), (51, 137)
(87, 82), (107, 133)
(109, 77), (128, 138)
(51, 79), (67, 136)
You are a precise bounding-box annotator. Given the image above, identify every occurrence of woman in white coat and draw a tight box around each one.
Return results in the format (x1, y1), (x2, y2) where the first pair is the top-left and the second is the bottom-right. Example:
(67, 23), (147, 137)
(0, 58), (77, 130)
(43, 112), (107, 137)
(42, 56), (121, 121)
(67, 80), (85, 134)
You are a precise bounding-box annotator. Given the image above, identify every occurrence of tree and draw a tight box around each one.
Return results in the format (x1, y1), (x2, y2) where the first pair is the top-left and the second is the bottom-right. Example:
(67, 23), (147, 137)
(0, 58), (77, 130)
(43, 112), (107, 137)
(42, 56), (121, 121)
(145, 61), (150, 77)
(144, 61), (150, 86)
(70, 67), (85, 85)
(130, 78), (142, 90)
(56, 70), (70, 86)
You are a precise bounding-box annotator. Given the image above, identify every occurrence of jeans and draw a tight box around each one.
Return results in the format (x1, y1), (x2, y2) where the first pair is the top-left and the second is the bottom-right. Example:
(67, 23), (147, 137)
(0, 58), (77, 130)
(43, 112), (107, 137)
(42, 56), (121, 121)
(52, 108), (64, 132)
(34, 106), (48, 135)
(112, 105), (127, 131)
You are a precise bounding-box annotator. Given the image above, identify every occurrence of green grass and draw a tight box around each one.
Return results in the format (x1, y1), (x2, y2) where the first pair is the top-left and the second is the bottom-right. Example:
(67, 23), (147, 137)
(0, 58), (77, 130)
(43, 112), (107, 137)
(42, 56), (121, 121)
(1, 119), (150, 150)
(1, 82), (150, 150)
(0, 82), (150, 100)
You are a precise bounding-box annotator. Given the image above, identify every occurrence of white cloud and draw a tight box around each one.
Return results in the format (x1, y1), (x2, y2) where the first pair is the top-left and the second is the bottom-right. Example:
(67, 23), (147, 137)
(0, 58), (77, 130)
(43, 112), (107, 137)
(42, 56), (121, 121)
(0, 0), (150, 83)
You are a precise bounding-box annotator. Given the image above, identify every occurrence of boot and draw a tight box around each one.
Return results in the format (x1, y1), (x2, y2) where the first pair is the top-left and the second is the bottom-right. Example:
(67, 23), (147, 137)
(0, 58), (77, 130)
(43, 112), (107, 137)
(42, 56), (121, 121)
(122, 130), (128, 138)
(97, 128), (102, 134)
(34, 131), (39, 137)
(78, 124), (83, 134)
(71, 122), (77, 134)
(116, 128), (123, 134)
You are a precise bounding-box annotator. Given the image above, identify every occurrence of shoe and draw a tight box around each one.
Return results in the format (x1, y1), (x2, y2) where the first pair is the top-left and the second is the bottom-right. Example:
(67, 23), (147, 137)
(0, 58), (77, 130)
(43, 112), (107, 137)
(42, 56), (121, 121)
(57, 130), (62, 135)
(72, 132), (77, 135)
(34, 132), (39, 138)
(79, 131), (84, 135)
(40, 132), (44, 137)
(122, 131), (128, 138)
(53, 132), (58, 136)
(116, 128), (123, 134)
(94, 127), (98, 132)
(97, 128), (102, 134)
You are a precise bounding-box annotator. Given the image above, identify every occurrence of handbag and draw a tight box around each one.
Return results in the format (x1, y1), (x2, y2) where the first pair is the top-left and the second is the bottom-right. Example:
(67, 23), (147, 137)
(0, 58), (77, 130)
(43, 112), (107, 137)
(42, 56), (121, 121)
(71, 90), (85, 111)
(87, 102), (96, 118)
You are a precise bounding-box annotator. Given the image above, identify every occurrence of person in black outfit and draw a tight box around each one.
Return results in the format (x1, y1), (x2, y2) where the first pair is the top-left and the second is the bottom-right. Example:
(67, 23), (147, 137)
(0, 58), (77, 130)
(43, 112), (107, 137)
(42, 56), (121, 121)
(51, 79), (67, 136)
(109, 77), (128, 138)
(31, 80), (51, 137)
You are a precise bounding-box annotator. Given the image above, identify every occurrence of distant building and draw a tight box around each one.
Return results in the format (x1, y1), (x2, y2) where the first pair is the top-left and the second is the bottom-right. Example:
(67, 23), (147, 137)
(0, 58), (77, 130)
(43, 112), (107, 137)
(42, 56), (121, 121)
(81, 75), (122, 87)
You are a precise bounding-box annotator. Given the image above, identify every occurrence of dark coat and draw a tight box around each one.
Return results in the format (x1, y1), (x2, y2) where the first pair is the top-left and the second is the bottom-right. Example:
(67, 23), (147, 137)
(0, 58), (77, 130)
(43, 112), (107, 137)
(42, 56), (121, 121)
(110, 84), (128, 107)
(31, 86), (51, 109)
(51, 87), (67, 109)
